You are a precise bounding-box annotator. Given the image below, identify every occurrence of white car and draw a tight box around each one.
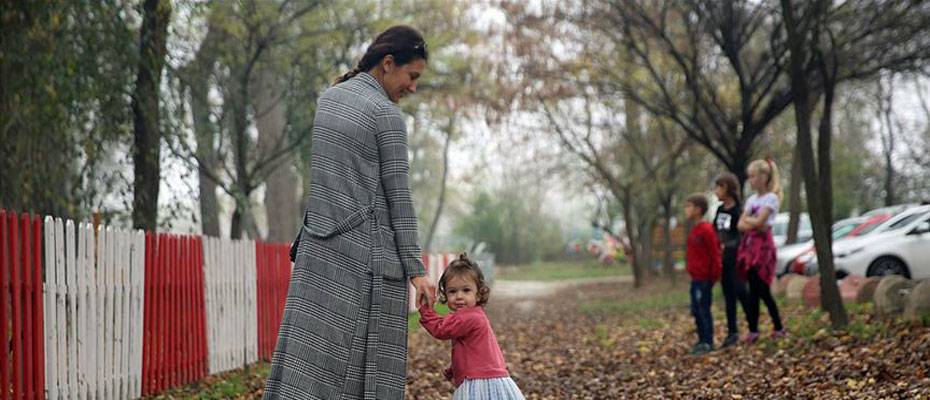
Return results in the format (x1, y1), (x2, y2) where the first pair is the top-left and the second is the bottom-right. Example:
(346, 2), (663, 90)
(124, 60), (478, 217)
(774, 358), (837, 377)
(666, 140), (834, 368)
(772, 212), (812, 247)
(775, 216), (866, 277)
(834, 206), (930, 279)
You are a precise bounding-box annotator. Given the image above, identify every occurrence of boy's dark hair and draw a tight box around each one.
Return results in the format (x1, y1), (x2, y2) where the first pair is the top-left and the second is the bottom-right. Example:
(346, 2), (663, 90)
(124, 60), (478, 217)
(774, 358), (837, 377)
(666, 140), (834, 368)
(437, 253), (490, 306)
(686, 193), (709, 216)
(714, 172), (741, 203)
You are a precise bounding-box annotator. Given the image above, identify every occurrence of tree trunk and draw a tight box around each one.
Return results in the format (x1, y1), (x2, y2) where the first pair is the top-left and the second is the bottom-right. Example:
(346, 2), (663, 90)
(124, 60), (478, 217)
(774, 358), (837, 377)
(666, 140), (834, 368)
(640, 216), (656, 277)
(662, 196), (675, 284)
(878, 80), (897, 206)
(255, 68), (300, 242)
(187, 24), (220, 237)
(786, 142), (803, 244)
(423, 121), (453, 251)
(131, 0), (171, 231)
(621, 187), (644, 288)
(781, 0), (848, 328)
(229, 65), (252, 239)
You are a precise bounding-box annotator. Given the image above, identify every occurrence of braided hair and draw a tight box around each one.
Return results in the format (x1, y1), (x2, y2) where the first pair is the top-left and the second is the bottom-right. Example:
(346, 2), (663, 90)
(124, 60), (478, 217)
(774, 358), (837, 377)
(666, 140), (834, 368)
(334, 25), (429, 85)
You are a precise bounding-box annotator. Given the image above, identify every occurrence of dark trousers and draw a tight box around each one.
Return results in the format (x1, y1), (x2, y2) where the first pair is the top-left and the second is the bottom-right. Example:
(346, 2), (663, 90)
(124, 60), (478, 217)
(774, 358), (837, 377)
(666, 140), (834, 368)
(746, 270), (784, 333)
(721, 248), (749, 336)
(690, 280), (714, 346)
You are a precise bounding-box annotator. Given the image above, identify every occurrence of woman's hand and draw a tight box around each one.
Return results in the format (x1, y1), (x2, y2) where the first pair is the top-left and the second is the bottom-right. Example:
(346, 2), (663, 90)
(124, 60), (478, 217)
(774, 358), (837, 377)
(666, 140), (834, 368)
(443, 365), (453, 382)
(411, 275), (436, 307)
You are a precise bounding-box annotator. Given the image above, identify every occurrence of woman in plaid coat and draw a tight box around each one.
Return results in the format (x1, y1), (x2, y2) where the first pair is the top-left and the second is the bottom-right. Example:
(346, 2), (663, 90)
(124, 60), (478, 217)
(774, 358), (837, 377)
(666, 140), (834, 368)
(264, 26), (436, 400)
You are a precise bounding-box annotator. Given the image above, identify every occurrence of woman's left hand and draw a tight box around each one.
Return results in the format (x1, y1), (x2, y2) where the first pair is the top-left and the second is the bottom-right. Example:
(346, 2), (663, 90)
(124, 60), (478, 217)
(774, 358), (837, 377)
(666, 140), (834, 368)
(411, 275), (436, 307)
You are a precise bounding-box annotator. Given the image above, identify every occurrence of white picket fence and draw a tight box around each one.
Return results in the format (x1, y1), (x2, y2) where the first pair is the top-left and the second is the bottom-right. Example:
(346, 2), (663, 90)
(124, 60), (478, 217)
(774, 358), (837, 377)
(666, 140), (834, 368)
(202, 237), (259, 375)
(36, 213), (462, 399)
(43, 218), (145, 400)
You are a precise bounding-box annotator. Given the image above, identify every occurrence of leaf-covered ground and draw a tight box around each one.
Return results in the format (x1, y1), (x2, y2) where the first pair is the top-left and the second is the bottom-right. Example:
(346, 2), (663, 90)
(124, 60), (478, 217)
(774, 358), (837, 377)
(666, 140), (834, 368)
(162, 278), (930, 399)
(407, 279), (930, 399)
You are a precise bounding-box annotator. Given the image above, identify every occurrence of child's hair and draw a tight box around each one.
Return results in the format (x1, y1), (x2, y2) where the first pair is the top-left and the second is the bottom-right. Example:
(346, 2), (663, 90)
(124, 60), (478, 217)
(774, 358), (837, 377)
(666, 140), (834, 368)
(685, 193), (709, 216)
(748, 158), (783, 199)
(437, 253), (491, 307)
(714, 172), (741, 203)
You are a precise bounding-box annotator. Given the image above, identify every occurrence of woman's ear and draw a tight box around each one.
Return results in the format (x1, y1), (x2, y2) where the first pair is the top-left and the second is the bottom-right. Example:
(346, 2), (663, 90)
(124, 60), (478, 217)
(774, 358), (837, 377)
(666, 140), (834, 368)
(381, 54), (396, 73)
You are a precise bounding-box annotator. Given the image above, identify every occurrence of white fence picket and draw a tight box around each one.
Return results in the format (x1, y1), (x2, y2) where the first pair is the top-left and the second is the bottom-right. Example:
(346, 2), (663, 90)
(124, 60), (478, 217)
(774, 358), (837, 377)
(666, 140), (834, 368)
(245, 242), (258, 366)
(119, 229), (131, 400)
(203, 238), (257, 375)
(95, 225), (107, 400)
(43, 217), (58, 400)
(83, 223), (98, 400)
(104, 226), (114, 400)
(75, 222), (89, 400)
(130, 230), (145, 399)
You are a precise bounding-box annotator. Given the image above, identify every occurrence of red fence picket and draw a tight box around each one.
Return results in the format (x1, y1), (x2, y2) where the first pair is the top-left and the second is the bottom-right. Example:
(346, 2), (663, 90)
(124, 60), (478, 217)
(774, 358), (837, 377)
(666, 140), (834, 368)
(141, 233), (207, 396)
(255, 242), (292, 361)
(0, 210), (46, 400)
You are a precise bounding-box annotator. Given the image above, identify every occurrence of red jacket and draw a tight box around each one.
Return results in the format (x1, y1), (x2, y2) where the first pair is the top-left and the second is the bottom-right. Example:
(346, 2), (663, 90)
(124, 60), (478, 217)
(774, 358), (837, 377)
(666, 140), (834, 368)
(686, 221), (722, 281)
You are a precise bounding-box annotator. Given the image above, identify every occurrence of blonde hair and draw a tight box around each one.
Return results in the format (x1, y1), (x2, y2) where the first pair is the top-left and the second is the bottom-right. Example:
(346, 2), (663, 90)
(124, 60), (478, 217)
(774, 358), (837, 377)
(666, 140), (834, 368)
(748, 158), (782, 199)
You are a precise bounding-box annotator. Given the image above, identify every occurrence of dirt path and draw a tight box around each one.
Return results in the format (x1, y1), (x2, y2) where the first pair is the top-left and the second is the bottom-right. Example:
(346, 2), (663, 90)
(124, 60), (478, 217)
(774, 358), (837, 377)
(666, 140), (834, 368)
(492, 275), (633, 299)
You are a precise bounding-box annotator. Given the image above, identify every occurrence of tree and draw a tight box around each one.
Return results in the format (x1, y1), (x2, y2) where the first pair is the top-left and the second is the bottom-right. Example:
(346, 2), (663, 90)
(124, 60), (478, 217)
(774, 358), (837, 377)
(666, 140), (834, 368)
(1, 1), (135, 219)
(780, 0), (930, 328)
(167, 0), (371, 239)
(131, 0), (172, 231)
(875, 75), (899, 206)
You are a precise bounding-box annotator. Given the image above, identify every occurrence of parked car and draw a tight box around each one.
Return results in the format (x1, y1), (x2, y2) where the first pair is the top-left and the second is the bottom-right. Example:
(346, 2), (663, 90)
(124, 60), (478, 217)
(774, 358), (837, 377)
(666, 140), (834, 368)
(776, 216), (867, 277)
(772, 212), (812, 247)
(834, 207), (930, 279)
(787, 214), (892, 275)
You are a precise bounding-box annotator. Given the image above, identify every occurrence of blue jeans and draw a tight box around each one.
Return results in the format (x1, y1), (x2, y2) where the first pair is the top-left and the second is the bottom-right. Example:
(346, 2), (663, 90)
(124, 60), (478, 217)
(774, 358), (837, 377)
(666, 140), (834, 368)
(690, 280), (714, 346)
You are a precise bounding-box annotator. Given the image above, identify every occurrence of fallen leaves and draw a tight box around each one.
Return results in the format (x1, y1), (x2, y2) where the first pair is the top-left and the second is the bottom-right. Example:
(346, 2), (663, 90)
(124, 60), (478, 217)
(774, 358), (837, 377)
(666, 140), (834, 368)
(407, 280), (930, 399)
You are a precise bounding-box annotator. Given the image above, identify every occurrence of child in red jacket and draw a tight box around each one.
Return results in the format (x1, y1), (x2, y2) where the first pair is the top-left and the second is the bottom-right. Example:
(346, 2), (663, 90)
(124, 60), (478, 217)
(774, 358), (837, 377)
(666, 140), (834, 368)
(685, 193), (722, 355)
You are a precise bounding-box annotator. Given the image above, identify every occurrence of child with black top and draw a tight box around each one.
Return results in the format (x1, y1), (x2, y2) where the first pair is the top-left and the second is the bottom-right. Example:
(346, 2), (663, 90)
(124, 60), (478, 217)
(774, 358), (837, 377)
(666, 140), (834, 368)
(713, 172), (751, 347)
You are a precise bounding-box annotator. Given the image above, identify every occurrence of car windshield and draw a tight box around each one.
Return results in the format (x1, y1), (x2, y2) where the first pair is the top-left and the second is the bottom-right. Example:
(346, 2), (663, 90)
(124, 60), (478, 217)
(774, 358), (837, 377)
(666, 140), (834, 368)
(832, 223), (858, 240)
(772, 222), (786, 236)
(885, 211), (930, 232)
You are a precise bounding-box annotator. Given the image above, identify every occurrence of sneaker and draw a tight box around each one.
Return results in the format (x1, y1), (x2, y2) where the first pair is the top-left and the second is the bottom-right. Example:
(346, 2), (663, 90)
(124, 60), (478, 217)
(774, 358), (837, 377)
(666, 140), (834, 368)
(721, 333), (740, 348)
(771, 329), (788, 339)
(690, 342), (713, 355)
(744, 332), (760, 344)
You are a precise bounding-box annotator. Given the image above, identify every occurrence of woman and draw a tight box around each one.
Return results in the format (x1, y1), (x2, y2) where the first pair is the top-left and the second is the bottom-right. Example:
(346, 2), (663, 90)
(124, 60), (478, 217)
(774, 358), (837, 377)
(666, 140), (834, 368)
(264, 25), (436, 400)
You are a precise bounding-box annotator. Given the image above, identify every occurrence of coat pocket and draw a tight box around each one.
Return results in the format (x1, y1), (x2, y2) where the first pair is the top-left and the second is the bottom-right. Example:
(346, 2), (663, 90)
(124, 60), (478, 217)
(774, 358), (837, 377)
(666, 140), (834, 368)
(378, 227), (406, 281)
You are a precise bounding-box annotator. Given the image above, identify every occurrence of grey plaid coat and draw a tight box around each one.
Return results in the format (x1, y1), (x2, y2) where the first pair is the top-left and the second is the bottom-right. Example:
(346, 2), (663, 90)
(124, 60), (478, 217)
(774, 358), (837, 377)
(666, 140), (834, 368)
(264, 72), (426, 400)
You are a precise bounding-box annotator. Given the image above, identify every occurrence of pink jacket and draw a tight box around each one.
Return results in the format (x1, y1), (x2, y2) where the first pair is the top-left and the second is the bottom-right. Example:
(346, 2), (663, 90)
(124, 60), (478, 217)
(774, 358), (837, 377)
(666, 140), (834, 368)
(418, 305), (510, 388)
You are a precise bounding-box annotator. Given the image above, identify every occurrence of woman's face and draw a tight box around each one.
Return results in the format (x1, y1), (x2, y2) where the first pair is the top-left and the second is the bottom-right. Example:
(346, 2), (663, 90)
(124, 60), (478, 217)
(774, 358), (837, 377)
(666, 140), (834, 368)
(379, 56), (426, 103)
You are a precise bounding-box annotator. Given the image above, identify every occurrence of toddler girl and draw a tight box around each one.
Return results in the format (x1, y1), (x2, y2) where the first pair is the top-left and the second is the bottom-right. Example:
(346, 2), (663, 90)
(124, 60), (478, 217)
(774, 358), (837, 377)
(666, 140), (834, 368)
(418, 253), (525, 399)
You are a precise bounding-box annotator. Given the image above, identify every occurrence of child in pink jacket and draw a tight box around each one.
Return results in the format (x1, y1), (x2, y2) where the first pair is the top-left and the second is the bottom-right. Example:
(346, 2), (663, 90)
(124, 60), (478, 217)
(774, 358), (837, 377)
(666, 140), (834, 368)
(418, 253), (525, 399)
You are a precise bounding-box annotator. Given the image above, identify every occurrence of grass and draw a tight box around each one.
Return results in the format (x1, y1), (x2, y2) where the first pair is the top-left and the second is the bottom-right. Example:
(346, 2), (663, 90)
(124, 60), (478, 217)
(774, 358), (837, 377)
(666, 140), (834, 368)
(147, 363), (270, 399)
(579, 280), (721, 316)
(496, 259), (631, 281)
(581, 289), (689, 315)
(408, 302), (450, 331)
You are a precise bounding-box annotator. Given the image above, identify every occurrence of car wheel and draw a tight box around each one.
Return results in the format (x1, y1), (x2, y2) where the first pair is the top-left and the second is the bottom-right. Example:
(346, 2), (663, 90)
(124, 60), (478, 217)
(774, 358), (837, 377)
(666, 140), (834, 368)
(867, 257), (911, 279)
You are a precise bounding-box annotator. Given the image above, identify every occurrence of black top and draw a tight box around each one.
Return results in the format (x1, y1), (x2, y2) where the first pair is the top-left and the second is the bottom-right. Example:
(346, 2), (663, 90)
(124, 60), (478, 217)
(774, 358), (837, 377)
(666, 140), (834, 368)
(714, 201), (742, 249)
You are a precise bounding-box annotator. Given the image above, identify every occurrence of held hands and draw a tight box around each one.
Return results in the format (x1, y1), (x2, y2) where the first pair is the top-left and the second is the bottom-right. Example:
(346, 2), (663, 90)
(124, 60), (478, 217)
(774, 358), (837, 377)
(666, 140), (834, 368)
(410, 275), (436, 308)
(443, 365), (453, 382)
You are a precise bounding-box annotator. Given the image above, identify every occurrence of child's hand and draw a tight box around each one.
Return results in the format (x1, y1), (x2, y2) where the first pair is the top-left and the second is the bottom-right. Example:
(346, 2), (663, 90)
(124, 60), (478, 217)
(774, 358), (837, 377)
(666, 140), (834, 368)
(443, 366), (453, 382)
